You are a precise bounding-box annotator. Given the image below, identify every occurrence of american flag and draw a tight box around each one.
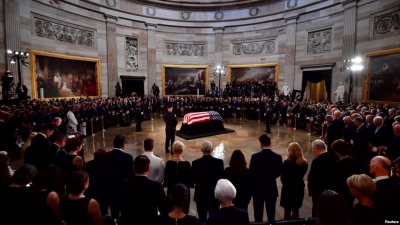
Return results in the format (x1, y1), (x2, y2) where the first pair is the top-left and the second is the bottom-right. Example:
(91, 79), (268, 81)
(183, 111), (223, 125)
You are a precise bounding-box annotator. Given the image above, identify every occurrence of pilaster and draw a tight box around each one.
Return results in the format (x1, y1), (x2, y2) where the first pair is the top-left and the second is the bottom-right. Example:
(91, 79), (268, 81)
(5, 0), (21, 83)
(213, 27), (225, 87)
(284, 15), (298, 92)
(146, 23), (157, 95)
(105, 14), (118, 97)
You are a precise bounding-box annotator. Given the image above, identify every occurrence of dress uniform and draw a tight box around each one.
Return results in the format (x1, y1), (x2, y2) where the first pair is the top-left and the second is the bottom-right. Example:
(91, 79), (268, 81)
(163, 104), (178, 155)
(135, 102), (143, 132)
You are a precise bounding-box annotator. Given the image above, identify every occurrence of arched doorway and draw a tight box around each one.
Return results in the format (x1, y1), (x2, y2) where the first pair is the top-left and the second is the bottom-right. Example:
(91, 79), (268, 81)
(300, 63), (336, 102)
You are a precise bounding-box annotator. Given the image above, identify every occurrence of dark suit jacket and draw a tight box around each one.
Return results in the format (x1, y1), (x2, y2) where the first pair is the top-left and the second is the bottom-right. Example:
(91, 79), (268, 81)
(352, 124), (372, 154)
(119, 176), (167, 225)
(372, 125), (391, 148)
(29, 133), (52, 168)
(48, 126), (61, 143)
(343, 123), (356, 145)
(249, 149), (282, 198)
(327, 118), (344, 146)
(45, 143), (61, 166)
(100, 149), (134, 200)
(332, 156), (356, 205)
(372, 178), (400, 221)
(207, 206), (250, 225)
(387, 135), (400, 160)
(191, 155), (224, 201)
(307, 152), (335, 197)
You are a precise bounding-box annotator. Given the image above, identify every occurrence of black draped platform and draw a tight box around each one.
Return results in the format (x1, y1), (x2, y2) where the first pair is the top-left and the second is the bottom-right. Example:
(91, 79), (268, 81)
(176, 120), (235, 140)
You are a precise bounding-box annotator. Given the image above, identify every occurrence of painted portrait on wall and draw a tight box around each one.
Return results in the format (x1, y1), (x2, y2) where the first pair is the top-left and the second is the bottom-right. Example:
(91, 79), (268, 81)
(162, 64), (209, 96)
(31, 50), (101, 99)
(228, 63), (279, 83)
(363, 48), (400, 103)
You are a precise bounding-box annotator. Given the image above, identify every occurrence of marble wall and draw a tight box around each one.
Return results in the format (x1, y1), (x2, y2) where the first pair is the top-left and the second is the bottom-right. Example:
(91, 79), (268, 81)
(0, 0), (399, 102)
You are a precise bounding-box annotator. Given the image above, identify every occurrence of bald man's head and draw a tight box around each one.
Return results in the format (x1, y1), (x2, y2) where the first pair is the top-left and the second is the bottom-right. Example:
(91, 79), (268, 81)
(370, 156), (392, 177)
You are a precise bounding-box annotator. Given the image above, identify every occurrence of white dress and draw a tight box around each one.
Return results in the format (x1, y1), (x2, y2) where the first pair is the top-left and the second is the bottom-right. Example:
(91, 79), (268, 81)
(61, 81), (72, 92)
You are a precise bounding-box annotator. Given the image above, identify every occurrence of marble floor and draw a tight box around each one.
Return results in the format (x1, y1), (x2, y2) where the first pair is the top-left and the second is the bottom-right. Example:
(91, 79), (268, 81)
(11, 114), (319, 221)
(82, 115), (316, 221)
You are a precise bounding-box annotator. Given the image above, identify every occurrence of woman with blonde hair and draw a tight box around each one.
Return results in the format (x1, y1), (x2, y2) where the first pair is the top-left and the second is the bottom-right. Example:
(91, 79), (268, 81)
(21, 132), (37, 163)
(347, 174), (381, 225)
(163, 141), (193, 214)
(280, 142), (308, 220)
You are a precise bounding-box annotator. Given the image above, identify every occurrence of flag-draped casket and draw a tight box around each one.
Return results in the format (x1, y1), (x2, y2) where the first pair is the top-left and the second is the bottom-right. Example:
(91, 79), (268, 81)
(180, 111), (225, 136)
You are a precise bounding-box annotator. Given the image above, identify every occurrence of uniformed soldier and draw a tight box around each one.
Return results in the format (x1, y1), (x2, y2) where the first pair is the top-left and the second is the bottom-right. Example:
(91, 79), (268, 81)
(264, 103), (273, 133)
(163, 104), (178, 155)
(135, 101), (143, 132)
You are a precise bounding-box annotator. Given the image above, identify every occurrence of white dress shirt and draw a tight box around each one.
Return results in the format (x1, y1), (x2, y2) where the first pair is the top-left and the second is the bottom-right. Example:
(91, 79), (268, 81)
(142, 151), (165, 183)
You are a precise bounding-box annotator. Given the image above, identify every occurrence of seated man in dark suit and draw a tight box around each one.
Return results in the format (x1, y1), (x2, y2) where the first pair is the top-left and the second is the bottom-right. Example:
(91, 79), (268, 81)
(24, 123), (55, 168)
(307, 139), (336, 217)
(119, 155), (167, 225)
(249, 134), (282, 223)
(207, 179), (249, 225)
(100, 135), (134, 218)
(192, 141), (224, 223)
(370, 156), (400, 221)
(45, 133), (67, 166)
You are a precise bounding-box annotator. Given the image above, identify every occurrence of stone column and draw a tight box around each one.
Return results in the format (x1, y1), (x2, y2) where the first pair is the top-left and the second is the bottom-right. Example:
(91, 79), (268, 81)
(213, 27), (225, 90)
(341, 0), (357, 102)
(105, 14), (118, 97)
(4, 0), (21, 83)
(284, 15), (298, 92)
(146, 23), (157, 95)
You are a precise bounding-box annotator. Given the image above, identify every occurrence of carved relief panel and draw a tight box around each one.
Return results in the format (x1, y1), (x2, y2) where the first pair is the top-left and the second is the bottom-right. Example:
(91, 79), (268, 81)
(126, 37), (138, 72)
(307, 28), (332, 55)
(232, 40), (275, 55)
(33, 14), (95, 47)
(373, 9), (400, 37)
(164, 43), (206, 56)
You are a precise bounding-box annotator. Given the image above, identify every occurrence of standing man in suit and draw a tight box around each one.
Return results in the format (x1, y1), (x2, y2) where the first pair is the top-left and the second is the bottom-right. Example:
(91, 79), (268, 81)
(191, 141), (224, 223)
(370, 156), (400, 221)
(249, 134), (283, 223)
(119, 155), (167, 225)
(380, 123), (400, 161)
(326, 110), (344, 157)
(45, 133), (67, 166)
(372, 116), (390, 154)
(307, 139), (336, 217)
(135, 101), (143, 132)
(342, 116), (356, 145)
(25, 123), (55, 168)
(100, 135), (134, 218)
(16, 82), (28, 100)
(352, 117), (373, 173)
(163, 104), (178, 155)
(142, 138), (164, 183)
(48, 117), (62, 143)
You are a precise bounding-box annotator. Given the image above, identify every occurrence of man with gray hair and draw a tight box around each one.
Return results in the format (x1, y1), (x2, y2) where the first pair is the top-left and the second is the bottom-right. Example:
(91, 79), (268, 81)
(307, 139), (336, 217)
(326, 110), (344, 157)
(191, 140), (224, 223)
(342, 116), (356, 145)
(372, 116), (390, 153)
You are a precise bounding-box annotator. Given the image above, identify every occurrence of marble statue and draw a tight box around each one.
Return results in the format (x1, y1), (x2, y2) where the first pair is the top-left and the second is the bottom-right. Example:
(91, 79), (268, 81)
(335, 82), (345, 102)
(282, 83), (291, 96)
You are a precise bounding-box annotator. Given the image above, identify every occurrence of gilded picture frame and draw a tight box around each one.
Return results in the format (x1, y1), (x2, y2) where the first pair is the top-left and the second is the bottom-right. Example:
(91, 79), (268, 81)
(161, 64), (209, 96)
(362, 48), (400, 105)
(227, 63), (279, 85)
(30, 50), (101, 99)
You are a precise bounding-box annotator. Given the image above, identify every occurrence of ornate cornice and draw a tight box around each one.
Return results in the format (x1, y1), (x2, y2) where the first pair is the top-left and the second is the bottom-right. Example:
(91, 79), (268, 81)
(165, 43), (206, 56)
(232, 40), (276, 55)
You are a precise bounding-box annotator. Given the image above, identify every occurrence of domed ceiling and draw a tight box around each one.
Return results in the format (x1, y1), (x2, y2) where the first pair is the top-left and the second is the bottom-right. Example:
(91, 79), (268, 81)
(125, 0), (270, 10)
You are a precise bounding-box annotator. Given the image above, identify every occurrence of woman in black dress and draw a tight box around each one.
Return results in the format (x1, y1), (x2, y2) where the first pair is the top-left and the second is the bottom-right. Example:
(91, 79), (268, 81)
(280, 142), (308, 220)
(347, 174), (382, 225)
(157, 183), (201, 225)
(31, 164), (64, 224)
(62, 137), (85, 188)
(222, 149), (251, 210)
(59, 170), (103, 225)
(163, 141), (193, 214)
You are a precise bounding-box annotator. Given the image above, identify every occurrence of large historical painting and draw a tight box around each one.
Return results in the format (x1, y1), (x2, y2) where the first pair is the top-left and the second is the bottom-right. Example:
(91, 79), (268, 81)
(363, 48), (400, 103)
(162, 64), (209, 96)
(31, 50), (101, 99)
(228, 63), (279, 83)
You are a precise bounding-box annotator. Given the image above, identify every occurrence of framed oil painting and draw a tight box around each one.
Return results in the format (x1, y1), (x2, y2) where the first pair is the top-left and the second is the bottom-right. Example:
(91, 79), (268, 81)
(227, 63), (279, 84)
(162, 64), (209, 96)
(362, 48), (400, 104)
(30, 50), (101, 99)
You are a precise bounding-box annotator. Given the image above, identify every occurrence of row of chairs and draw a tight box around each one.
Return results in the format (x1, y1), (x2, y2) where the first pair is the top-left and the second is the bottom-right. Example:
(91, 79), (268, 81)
(103, 216), (317, 225)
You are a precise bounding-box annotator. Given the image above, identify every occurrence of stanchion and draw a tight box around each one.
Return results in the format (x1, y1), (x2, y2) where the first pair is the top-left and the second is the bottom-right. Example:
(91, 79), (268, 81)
(293, 114), (297, 142)
(91, 119), (95, 137)
(101, 116), (105, 132)
(258, 109), (260, 122)
(116, 113), (120, 127)
(102, 131), (106, 147)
